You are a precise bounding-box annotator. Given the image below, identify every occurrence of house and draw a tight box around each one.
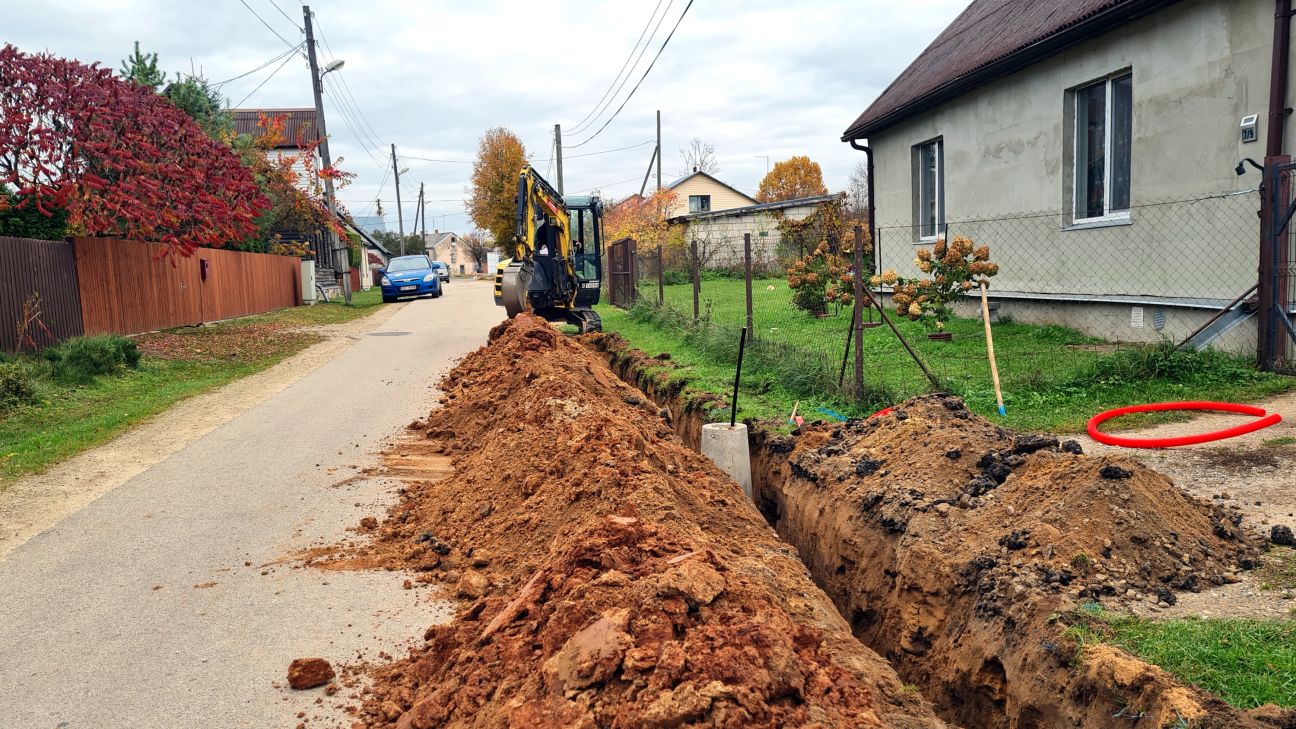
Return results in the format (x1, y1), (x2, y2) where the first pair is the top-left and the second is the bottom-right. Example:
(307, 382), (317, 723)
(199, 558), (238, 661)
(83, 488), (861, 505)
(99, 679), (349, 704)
(422, 230), (480, 275)
(842, 0), (1292, 353)
(664, 170), (759, 219)
(669, 194), (843, 272)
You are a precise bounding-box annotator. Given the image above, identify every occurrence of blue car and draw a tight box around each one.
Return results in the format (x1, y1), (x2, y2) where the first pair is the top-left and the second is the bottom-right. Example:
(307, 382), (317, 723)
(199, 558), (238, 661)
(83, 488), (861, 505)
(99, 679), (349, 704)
(379, 255), (443, 302)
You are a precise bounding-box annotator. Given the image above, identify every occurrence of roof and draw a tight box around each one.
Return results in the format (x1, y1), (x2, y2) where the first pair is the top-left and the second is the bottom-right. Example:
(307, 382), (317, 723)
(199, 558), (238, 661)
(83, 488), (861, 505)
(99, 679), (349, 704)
(841, 0), (1178, 140)
(350, 215), (386, 235)
(665, 170), (759, 205)
(425, 232), (455, 247)
(342, 217), (390, 256)
(231, 108), (320, 149)
(669, 193), (841, 223)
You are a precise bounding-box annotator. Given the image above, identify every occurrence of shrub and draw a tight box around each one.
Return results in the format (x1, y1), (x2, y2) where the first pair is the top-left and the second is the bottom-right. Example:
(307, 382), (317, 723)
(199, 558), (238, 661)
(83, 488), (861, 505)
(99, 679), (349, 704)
(875, 235), (998, 331)
(43, 335), (141, 383)
(787, 241), (853, 316)
(0, 362), (39, 410)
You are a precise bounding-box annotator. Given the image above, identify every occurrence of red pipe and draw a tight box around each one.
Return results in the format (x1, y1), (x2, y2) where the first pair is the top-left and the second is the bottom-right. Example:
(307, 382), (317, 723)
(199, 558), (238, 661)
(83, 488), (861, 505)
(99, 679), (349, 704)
(1087, 401), (1283, 448)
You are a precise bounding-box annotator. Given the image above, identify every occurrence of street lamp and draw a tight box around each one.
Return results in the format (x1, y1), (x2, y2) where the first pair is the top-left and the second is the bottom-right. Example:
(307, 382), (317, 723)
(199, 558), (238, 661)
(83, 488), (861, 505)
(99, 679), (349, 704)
(303, 5), (351, 303)
(323, 59), (345, 75)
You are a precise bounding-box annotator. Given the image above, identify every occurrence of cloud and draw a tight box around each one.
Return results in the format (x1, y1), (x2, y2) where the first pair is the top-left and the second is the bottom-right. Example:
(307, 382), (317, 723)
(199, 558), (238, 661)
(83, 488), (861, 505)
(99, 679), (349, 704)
(4, 0), (966, 232)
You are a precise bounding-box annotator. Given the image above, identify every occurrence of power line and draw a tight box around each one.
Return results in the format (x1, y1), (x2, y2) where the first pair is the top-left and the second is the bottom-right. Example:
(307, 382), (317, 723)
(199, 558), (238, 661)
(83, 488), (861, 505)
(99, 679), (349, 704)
(236, 0), (300, 50)
(568, 0), (693, 149)
(568, 0), (671, 137)
(313, 15), (388, 150)
(264, 0), (301, 30)
(533, 139), (655, 163)
(402, 155), (473, 164)
(211, 43), (302, 87)
(233, 50), (299, 108)
(565, 0), (665, 136)
(571, 175), (642, 195)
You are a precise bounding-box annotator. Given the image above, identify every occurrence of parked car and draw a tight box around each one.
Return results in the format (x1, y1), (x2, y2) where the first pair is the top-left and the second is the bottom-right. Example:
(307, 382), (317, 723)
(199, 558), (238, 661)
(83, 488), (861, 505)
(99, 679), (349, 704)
(430, 261), (450, 282)
(378, 255), (443, 302)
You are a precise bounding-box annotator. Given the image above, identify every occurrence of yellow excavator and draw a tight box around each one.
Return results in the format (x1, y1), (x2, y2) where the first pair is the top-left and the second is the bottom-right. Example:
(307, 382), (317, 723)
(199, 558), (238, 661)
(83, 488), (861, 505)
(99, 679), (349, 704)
(495, 165), (603, 332)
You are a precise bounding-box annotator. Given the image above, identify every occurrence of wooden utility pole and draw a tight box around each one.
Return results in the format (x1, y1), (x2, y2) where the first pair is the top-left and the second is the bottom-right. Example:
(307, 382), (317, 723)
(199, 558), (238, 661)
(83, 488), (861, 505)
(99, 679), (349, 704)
(418, 183), (427, 247)
(655, 110), (662, 190)
(554, 124), (564, 195)
(391, 143), (405, 254)
(303, 5), (350, 303)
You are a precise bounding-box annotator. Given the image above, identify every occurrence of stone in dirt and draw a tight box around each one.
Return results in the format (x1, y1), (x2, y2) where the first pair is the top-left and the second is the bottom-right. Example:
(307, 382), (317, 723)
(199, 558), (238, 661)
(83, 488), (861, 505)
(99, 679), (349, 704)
(1272, 524), (1295, 546)
(287, 658), (334, 690)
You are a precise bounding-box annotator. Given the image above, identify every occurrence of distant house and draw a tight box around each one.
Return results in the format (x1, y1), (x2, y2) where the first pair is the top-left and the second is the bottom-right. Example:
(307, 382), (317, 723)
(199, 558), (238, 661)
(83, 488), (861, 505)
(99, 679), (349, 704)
(669, 194), (842, 271)
(422, 230), (480, 275)
(842, 0), (1291, 353)
(664, 170), (758, 219)
(350, 215), (387, 237)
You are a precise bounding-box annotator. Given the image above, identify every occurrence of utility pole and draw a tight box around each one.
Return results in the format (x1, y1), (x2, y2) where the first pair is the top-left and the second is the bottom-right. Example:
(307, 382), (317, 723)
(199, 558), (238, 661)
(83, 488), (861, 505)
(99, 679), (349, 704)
(391, 143), (405, 255)
(303, 5), (351, 304)
(418, 183), (426, 253)
(655, 110), (662, 190)
(554, 124), (564, 195)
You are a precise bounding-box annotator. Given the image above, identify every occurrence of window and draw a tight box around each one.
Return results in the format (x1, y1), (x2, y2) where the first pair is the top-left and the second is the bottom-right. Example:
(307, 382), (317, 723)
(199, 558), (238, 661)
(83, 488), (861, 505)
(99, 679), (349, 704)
(914, 138), (943, 239)
(1073, 73), (1132, 221)
(688, 195), (711, 213)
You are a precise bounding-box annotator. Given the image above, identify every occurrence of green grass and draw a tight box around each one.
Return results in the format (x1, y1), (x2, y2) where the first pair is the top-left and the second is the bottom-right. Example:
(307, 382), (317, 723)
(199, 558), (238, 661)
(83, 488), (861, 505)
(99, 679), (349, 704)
(1257, 547), (1296, 592)
(1263, 435), (1296, 448)
(1065, 608), (1296, 709)
(0, 292), (386, 485)
(601, 280), (1294, 432)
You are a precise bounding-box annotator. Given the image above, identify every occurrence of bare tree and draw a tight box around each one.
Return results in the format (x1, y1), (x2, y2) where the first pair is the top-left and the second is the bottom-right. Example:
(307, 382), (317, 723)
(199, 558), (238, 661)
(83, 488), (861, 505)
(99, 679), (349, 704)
(462, 231), (493, 272)
(847, 160), (869, 219)
(679, 137), (719, 176)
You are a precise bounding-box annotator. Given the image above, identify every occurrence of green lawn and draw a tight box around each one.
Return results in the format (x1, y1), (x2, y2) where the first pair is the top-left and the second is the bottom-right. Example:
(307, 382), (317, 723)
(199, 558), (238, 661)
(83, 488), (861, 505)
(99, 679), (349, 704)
(0, 291), (387, 485)
(599, 279), (1294, 432)
(1065, 608), (1296, 709)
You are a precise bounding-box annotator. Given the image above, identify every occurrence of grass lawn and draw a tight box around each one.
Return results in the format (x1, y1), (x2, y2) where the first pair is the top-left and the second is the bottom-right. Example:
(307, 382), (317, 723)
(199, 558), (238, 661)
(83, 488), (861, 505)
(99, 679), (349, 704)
(598, 279), (1294, 432)
(1064, 608), (1296, 709)
(0, 290), (387, 485)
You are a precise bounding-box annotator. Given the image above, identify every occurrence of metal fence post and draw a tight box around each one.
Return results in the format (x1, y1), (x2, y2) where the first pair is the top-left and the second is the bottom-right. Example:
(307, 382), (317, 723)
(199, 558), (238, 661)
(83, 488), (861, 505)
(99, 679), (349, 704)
(743, 232), (754, 332)
(657, 244), (665, 306)
(853, 225), (865, 400)
(691, 238), (700, 321)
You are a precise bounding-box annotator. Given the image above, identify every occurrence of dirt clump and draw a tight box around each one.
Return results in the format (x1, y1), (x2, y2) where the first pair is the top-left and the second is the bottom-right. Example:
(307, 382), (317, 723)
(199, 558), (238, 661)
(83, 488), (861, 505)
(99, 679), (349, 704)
(288, 657), (335, 690)
(327, 315), (947, 728)
(754, 394), (1266, 728)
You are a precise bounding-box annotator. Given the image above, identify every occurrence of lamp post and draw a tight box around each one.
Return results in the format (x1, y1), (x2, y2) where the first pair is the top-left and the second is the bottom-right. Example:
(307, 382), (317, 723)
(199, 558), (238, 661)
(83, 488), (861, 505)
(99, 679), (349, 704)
(304, 5), (351, 303)
(391, 156), (410, 254)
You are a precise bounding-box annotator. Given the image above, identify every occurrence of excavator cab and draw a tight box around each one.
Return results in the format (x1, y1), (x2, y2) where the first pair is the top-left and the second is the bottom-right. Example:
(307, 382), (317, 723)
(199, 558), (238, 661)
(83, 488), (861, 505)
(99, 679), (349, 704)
(496, 166), (603, 332)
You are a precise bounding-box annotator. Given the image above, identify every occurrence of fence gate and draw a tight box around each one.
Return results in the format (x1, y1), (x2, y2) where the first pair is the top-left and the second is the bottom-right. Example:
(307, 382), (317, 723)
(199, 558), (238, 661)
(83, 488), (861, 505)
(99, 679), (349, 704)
(1265, 162), (1296, 373)
(608, 237), (637, 309)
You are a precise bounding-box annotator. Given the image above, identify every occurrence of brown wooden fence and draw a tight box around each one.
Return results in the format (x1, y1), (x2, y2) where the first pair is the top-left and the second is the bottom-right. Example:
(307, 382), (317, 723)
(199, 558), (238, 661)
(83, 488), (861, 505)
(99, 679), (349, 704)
(72, 238), (302, 336)
(0, 236), (85, 352)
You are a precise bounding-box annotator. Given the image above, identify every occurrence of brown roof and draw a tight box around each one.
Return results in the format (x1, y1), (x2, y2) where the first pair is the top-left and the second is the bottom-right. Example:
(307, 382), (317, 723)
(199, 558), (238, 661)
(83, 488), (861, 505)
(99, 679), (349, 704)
(841, 0), (1178, 141)
(231, 108), (320, 149)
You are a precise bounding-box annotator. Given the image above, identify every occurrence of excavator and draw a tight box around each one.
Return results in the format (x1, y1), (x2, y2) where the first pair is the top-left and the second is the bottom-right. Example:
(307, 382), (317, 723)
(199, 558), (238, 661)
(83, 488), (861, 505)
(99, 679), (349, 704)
(494, 165), (604, 332)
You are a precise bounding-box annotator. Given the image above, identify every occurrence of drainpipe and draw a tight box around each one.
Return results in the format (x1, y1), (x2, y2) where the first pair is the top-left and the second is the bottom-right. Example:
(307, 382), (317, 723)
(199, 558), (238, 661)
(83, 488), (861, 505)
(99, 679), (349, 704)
(1260, 0), (1292, 367)
(847, 139), (878, 276)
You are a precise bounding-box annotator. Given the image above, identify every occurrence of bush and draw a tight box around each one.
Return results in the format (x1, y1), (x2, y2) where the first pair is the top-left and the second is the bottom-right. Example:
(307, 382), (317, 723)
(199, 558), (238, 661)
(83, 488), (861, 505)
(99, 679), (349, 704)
(0, 362), (39, 410)
(43, 335), (141, 383)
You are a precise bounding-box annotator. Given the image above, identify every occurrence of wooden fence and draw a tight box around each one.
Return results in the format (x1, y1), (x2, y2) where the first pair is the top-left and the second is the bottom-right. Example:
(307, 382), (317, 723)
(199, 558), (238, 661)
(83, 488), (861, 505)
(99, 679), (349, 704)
(72, 238), (302, 336)
(0, 236), (85, 352)
(1, 236), (302, 351)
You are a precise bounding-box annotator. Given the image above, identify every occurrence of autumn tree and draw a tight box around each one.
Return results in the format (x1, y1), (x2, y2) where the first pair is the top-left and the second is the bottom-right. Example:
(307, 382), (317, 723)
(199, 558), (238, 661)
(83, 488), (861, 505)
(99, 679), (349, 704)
(757, 155), (828, 203)
(604, 188), (680, 252)
(679, 137), (719, 176)
(120, 41), (164, 89)
(0, 44), (267, 255)
(467, 127), (527, 247)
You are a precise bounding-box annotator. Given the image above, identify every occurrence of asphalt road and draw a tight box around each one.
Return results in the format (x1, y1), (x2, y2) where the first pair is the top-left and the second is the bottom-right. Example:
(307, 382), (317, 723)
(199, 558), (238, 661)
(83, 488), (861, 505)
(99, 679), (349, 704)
(0, 281), (502, 729)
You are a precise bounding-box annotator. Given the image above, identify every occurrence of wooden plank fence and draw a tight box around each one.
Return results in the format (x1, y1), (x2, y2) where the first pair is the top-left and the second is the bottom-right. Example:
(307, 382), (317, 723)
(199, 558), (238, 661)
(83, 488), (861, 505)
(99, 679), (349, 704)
(1, 236), (302, 352)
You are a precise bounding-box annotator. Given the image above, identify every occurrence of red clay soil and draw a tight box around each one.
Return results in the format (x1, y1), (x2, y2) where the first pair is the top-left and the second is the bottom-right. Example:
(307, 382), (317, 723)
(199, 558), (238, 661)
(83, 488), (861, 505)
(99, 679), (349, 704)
(324, 314), (947, 728)
(752, 395), (1273, 729)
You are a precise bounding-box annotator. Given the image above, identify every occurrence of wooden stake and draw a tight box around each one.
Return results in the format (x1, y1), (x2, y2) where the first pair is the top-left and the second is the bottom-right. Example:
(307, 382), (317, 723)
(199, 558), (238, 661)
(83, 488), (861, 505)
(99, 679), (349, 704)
(980, 283), (1006, 416)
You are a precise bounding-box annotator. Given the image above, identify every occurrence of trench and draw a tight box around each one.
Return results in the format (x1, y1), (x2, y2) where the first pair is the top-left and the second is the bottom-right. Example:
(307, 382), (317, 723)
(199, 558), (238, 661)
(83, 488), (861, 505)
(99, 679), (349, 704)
(590, 334), (1264, 729)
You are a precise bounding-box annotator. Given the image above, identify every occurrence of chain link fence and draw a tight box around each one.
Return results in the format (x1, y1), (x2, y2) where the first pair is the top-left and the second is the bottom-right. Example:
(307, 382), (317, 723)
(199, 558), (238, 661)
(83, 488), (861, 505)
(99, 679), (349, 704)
(624, 190), (1278, 415)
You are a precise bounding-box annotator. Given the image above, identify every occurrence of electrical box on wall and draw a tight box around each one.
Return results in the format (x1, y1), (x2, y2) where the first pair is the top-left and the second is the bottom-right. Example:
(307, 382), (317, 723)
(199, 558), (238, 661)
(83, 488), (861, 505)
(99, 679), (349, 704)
(1241, 114), (1259, 143)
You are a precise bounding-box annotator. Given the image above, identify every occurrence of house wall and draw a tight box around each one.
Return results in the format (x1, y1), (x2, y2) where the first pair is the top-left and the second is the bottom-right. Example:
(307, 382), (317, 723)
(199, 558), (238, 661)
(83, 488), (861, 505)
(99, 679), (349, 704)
(867, 0), (1275, 345)
(666, 176), (757, 218)
(681, 203), (822, 271)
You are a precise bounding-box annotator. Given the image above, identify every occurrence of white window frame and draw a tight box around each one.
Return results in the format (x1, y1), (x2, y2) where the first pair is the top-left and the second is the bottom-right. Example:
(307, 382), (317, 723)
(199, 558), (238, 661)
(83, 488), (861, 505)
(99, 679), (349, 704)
(915, 138), (944, 241)
(1071, 72), (1132, 225)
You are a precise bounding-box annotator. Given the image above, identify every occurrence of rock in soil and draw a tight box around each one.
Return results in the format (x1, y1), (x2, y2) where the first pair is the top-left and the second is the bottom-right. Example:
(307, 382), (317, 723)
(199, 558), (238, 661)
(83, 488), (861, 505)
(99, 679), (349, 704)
(1272, 524), (1295, 546)
(287, 657), (334, 690)
(319, 315), (947, 728)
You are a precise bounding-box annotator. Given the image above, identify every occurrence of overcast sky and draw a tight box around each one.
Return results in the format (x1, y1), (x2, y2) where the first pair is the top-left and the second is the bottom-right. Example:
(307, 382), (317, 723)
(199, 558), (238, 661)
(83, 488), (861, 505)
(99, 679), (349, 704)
(5, 0), (966, 235)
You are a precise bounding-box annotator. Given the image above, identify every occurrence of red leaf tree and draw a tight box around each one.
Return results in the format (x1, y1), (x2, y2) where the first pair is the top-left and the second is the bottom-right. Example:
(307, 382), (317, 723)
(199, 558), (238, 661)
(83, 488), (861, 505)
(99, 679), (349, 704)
(0, 44), (268, 256)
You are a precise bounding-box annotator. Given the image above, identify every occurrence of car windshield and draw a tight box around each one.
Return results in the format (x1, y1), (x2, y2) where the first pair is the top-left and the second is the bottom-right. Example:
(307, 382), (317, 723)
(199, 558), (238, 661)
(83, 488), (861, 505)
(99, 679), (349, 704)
(387, 256), (431, 272)
(432, 262), (447, 270)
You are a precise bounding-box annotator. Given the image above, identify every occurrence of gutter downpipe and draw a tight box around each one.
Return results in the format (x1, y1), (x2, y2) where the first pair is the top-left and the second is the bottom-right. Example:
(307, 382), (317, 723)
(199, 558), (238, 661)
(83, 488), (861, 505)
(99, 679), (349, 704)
(847, 139), (878, 278)
(1260, 0), (1292, 367)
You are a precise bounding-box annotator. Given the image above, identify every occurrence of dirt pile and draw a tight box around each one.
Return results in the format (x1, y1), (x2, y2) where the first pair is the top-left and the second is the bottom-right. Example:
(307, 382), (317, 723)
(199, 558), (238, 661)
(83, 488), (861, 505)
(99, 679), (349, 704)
(330, 315), (947, 728)
(753, 394), (1267, 728)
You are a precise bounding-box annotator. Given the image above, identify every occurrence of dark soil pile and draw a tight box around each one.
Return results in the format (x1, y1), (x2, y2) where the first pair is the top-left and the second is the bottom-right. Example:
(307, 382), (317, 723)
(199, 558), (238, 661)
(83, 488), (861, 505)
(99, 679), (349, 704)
(331, 315), (947, 728)
(754, 394), (1267, 728)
